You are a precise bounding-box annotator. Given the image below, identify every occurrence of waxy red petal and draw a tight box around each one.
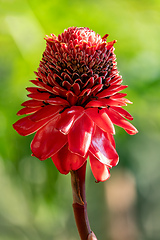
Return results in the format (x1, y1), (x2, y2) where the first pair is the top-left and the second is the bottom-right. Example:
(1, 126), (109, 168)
(21, 100), (43, 108)
(100, 98), (129, 107)
(31, 117), (67, 160)
(72, 83), (81, 95)
(89, 154), (110, 182)
(91, 84), (103, 96)
(17, 107), (41, 116)
(85, 100), (103, 108)
(106, 132), (116, 148)
(106, 40), (116, 50)
(102, 33), (109, 40)
(96, 85), (128, 98)
(83, 77), (94, 89)
(90, 126), (119, 167)
(105, 107), (138, 134)
(124, 128), (137, 135)
(26, 87), (43, 93)
(13, 116), (53, 136)
(29, 105), (63, 122)
(68, 114), (94, 157)
(61, 72), (73, 84)
(110, 96), (132, 104)
(86, 97), (130, 108)
(53, 86), (67, 97)
(30, 80), (54, 94)
(62, 80), (71, 90)
(85, 108), (115, 134)
(79, 89), (91, 98)
(27, 92), (50, 100)
(46, 97), (70, 106)
(51, 144), (86, 174)
(66, 91), (78, 105)
(110, 76), (123, 85)
(111, 93), (127, 98)
(56, 106), (84, 134)
(112, 106), (133, 120)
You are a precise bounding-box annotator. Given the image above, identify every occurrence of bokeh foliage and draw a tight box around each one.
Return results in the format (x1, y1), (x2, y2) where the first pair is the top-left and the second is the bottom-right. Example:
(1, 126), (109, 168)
(0, 0), (160, 239)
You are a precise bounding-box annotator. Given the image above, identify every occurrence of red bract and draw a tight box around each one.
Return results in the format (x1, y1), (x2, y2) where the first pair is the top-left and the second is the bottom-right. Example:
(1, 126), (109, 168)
(13, 27), (138, 182)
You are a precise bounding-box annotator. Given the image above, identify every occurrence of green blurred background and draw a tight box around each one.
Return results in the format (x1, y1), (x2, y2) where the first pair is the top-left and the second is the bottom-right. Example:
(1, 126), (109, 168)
(0, 0), (160, 239)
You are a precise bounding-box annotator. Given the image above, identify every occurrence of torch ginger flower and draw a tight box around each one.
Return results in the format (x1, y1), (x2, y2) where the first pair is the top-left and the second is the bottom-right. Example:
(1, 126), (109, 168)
(13, 27), (138, 182)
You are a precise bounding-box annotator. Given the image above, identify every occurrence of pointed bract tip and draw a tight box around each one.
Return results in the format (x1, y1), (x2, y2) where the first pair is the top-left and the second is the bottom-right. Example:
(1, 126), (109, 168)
(102, 34), (109, 40)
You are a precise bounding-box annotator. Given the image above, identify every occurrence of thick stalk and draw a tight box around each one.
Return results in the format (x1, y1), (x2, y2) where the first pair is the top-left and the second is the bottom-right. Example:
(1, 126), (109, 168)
(70, 162), (98, 240)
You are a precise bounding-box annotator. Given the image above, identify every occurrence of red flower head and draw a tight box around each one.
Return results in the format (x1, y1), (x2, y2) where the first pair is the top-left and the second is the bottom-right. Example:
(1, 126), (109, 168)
(13, 27), (138, 182)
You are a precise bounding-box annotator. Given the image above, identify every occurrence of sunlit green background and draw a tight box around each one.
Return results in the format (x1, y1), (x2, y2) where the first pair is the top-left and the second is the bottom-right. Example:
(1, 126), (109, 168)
(1, 0), (160, 239)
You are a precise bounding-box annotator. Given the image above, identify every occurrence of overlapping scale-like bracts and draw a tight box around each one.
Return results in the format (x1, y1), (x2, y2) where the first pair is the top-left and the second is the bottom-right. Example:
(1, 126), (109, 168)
(13, 27), (138, 182)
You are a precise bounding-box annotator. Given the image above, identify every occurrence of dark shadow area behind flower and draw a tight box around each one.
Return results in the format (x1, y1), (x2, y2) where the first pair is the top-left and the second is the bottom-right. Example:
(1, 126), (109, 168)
(0, 0), (160, 239)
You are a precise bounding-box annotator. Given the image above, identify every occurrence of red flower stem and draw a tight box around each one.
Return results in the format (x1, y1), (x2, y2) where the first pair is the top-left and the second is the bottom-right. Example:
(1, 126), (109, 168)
(70, 162), (98, 240)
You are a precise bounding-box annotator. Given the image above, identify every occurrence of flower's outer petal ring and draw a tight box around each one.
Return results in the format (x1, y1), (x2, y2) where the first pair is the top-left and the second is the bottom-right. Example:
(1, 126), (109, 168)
(13, 115), (54, 136)
(124, 128), (138, 135)
(89, 154), (110, 182)
(85, 97), (131, 108)
(106, 132), (116, 148)
(46, 97), (70, 106)
(68, 114), (94, 157)
(29, 105), (63, 122)
(31, 116), (67, 160)
(27, 92), (50, 100)
(26, 87), (43, 93)
(111, 106), (133, 120)
(85, 108), (115, 134)
(56, 106), (84, 135)
(21, 99), (43, 107)
(96, 85), (128, 98)
(105, 108), (138, 134)
(17, 107), (41, 116)
(51, 144), (87, 174)
(103, 98), (132, 106)
(89, 126), (119, 167)
(85, 100), (104, 108)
